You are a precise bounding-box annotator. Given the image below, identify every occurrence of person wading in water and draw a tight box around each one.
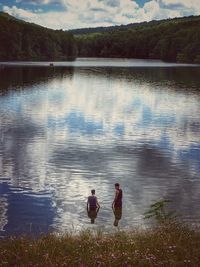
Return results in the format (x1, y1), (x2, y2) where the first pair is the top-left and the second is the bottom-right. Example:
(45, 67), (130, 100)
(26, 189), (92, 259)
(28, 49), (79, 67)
(87, 189), (100, 224)
(112, 183), (123, 226)
(112, 183), (123, 209)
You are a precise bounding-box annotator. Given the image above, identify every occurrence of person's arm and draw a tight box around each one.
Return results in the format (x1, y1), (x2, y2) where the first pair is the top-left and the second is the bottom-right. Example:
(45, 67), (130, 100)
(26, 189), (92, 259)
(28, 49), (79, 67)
(96, 206), (100, 214)
(96, 197), (100, 208)
(87, 197), (89, 211)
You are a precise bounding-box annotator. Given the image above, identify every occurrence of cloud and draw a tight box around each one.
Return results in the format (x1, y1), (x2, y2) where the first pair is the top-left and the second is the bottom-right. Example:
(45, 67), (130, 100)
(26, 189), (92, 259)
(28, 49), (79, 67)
(161, 0), (200, 14)
(3, 5), (37, 20)
(92, 0), (121, 8)
(142, 0), (181, 21)
(3, 0), (140, 29)
(90, 7), (107, 12)
(2, 0), (200, 30)
(15, 0), (59, 4)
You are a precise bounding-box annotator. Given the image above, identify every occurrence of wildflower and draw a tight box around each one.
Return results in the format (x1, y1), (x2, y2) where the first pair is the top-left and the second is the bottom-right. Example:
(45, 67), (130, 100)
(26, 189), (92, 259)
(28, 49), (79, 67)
(184, 260), (191, 263)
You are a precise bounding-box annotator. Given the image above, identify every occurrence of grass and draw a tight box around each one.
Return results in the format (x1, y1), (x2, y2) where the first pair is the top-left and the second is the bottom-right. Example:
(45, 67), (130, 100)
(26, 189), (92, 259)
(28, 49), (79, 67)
(0, 222), (200, 267)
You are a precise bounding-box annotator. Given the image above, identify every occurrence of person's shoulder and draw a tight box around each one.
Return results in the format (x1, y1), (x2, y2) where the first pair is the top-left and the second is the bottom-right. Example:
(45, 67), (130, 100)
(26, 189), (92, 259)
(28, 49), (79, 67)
(88, 195), (96, 199)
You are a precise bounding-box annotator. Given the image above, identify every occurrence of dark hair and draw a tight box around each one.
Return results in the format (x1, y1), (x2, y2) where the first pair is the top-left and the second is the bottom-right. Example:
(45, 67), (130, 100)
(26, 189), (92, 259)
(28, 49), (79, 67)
(115, 183), (119, 187)
(91, 189), (95, 194)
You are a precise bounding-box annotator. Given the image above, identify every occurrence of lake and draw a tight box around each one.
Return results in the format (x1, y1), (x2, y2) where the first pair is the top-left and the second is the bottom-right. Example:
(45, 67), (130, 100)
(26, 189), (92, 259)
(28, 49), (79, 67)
(0, 58), (200, 237)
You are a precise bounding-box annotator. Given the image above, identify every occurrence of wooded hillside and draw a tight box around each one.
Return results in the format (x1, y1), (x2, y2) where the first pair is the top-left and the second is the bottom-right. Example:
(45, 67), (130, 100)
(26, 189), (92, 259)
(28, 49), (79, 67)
(1, 12), (200, 63)
(75, 16), (200, 63)
(0, 12), (77, 61)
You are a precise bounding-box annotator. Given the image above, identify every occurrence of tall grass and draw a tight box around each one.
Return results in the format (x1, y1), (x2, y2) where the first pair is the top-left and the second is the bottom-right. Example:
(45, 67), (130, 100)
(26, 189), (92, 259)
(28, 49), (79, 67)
(0, 222), (200, 267)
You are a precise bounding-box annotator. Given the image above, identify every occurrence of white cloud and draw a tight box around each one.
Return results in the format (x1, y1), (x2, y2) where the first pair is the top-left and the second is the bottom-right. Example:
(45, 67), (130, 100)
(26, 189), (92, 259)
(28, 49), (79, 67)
(161, 0), (200, 14)
(142, 0), (181, 21)
(3, 5), (37, 20)
(3, 0), (200, 30)
(162, 0), (197, 7)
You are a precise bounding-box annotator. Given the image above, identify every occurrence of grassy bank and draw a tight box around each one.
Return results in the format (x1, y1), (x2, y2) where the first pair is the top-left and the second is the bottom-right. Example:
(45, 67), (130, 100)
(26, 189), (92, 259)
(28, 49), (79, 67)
(0, 223), (200, 267)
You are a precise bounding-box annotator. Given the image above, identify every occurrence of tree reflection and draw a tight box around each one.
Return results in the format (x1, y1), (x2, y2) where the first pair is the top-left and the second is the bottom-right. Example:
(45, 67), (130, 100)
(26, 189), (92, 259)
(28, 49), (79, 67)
(0, 66), (74, 94)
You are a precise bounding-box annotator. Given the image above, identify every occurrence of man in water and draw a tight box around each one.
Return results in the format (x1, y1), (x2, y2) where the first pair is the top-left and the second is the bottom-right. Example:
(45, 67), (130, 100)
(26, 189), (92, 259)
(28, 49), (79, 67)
(112, 183), (123, 226)
(112, 183), (123, 209)
(87, 189), (100, 224)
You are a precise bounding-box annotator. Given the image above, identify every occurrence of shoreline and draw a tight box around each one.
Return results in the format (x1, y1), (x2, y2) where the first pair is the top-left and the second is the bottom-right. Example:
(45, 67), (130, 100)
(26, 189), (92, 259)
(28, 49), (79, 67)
(1, 222), (200, 266)
(0, 58), (200, 68)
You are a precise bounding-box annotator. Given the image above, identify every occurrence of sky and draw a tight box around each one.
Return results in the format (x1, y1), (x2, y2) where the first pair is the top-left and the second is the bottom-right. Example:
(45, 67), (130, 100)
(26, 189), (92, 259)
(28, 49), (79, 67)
(0, 0), (200, 30)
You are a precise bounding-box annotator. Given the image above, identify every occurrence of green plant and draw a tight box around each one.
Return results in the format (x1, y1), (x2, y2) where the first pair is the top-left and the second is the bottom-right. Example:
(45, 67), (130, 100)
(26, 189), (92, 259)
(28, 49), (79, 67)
(144, 199), (176, 223)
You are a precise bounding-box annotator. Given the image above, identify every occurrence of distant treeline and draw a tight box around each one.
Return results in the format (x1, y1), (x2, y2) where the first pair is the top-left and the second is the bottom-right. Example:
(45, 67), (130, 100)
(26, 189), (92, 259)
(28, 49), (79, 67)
(0, 12), (77, 61)
(69, 20), (170, 35)
(0, 12), (200, 63)
(76, 16), (200, 64)
(69, 20), (163, 35)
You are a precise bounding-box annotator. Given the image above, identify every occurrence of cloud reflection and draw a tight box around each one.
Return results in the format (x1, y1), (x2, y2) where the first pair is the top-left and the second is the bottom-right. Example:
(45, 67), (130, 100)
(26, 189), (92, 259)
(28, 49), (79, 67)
(0, 64), (200, 234)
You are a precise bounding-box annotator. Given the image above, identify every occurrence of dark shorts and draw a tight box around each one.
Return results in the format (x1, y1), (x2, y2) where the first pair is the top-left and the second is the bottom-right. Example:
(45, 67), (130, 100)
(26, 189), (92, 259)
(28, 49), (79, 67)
(114, 207), (122, 220)
(88, 210), (97, 219)
(114, 202), (122, 208)
(89, 206), (97, 211)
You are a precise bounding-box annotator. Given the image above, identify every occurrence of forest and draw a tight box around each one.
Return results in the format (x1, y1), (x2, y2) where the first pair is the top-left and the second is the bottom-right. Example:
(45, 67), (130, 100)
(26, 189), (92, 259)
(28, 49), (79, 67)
(0, 12), (77, 61)
(0, 11), (200, 63)
(75, 15), (200, 63)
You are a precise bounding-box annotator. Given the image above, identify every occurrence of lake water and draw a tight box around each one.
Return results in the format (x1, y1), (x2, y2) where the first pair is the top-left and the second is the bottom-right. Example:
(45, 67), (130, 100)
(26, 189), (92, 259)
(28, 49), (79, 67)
(0, 58), (200, 237)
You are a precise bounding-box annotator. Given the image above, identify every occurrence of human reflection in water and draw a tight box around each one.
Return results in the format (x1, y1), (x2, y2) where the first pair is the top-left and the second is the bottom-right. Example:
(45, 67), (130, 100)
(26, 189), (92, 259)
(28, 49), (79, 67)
(112, 207), (122, 227)
(87, 189), (100, 224)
